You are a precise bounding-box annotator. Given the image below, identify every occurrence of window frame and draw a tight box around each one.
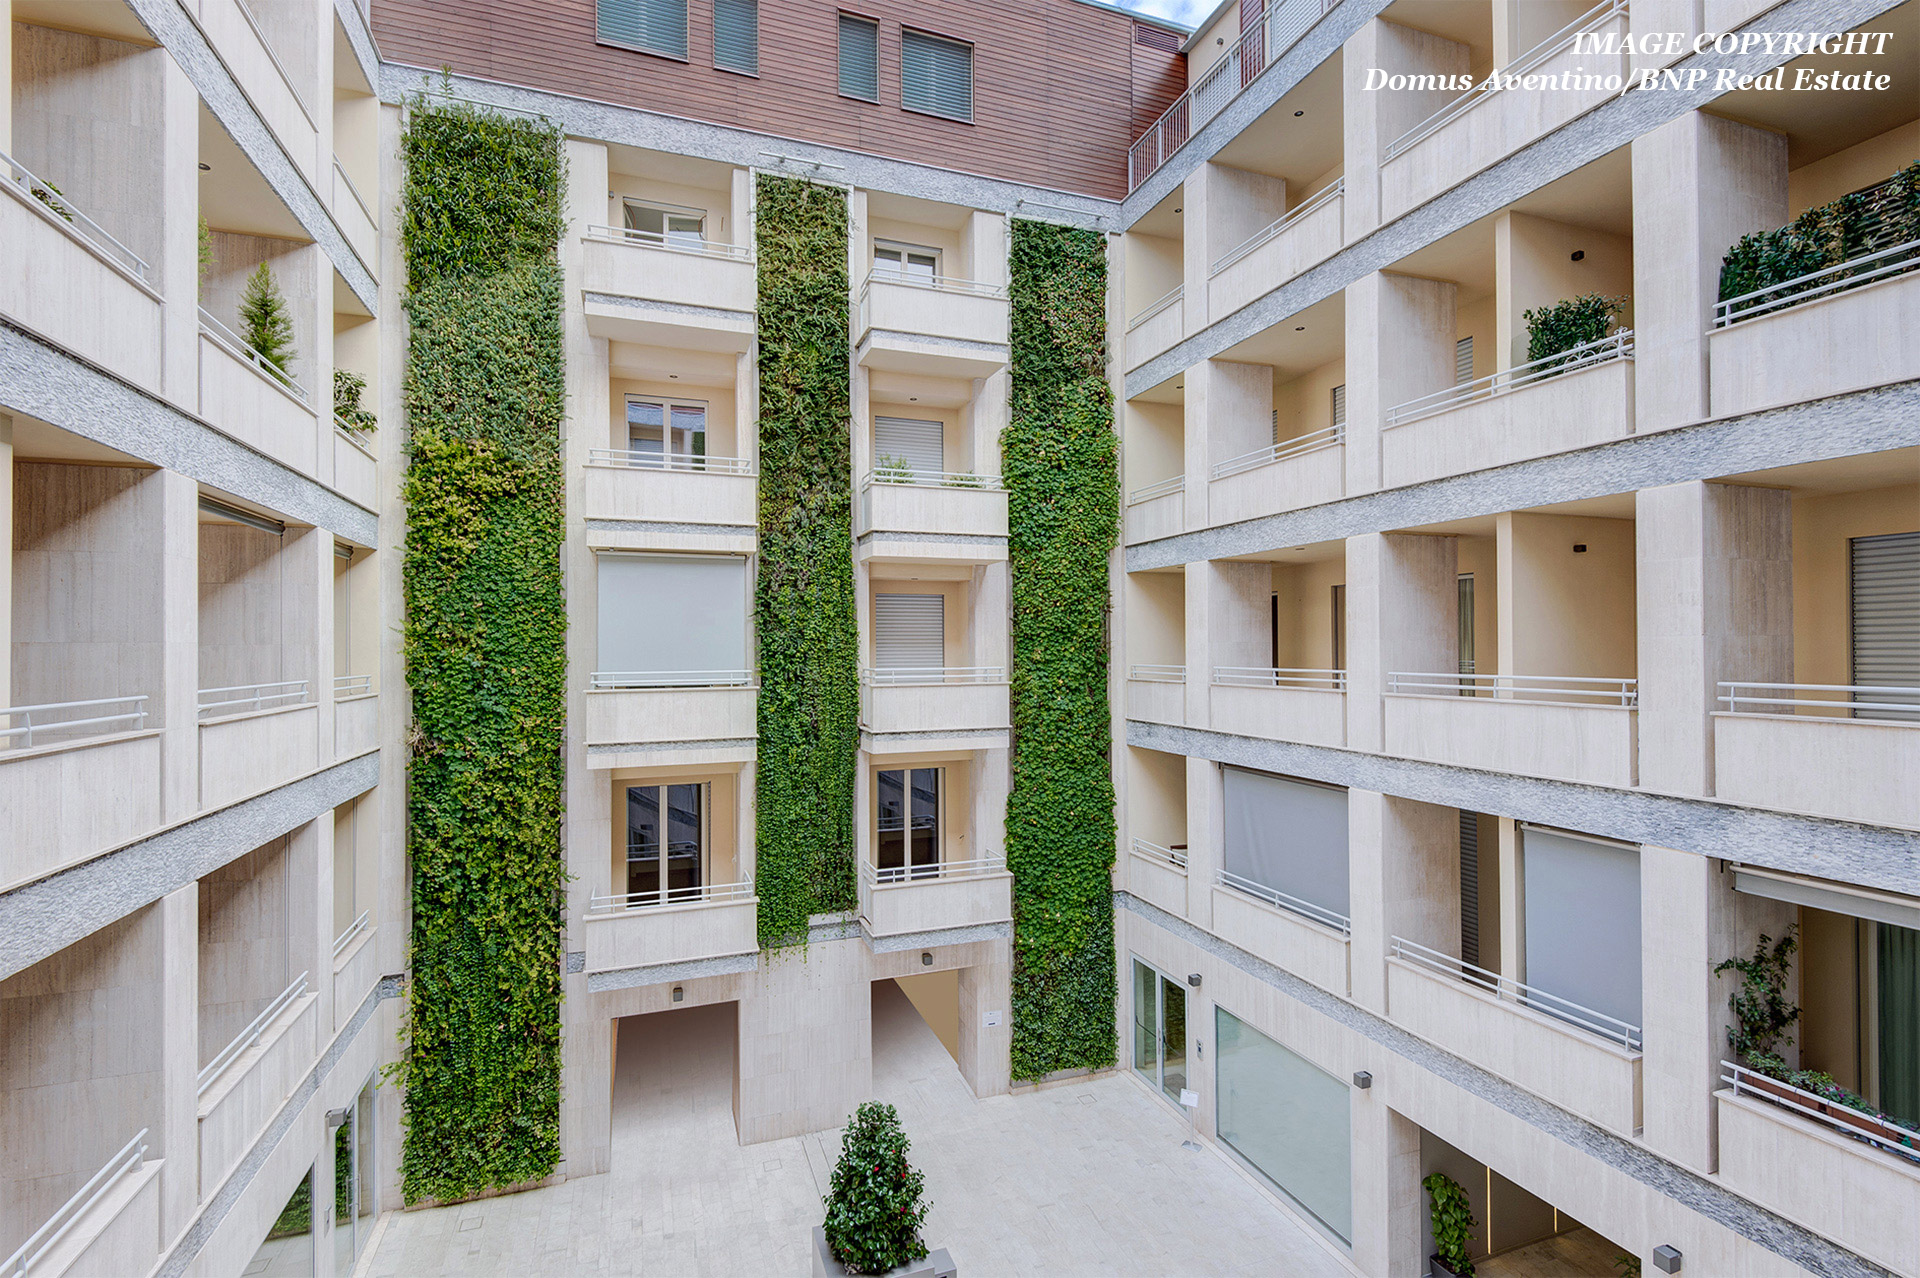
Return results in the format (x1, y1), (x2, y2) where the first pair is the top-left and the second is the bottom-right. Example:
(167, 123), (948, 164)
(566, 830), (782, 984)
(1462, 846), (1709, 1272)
(899, 26), (975, 125)
(620, 197), (709, 248)
(623, 779), (711, 905)
(596, 0), (692, 63)
(623, 393), (710, 464)
(875, 765), (943, 880)
(712, 0), (759, 77)
(837, 12), (881, 103)
(872, 239), (942, 284)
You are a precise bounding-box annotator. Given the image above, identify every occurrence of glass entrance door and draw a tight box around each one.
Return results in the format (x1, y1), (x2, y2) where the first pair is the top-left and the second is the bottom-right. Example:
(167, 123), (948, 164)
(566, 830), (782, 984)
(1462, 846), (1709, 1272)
(1131, 958), (1188, 1103)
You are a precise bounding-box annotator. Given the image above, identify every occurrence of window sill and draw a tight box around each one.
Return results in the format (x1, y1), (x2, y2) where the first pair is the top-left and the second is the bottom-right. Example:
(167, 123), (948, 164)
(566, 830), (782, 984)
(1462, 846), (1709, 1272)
(902, 104), (975, 125)
(595, 37), (691, 64)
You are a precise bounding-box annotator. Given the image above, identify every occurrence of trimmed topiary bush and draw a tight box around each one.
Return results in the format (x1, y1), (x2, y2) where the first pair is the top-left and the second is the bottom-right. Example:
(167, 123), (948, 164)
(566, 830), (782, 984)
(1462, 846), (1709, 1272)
(822, 1102), (930, 1274)
(1719, 161), (1920, 305)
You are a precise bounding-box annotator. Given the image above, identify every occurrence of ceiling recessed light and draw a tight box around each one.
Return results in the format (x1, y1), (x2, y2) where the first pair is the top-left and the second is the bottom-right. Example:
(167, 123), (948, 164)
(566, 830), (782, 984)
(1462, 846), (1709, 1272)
(1294, 110), (1304, 117)
(1294, 326), (1305, 331)
(908, 396), (918, 401)
(668, 373), (679, 378)
(198, 162), (211, 171)
(1173, 207), (1182, 213)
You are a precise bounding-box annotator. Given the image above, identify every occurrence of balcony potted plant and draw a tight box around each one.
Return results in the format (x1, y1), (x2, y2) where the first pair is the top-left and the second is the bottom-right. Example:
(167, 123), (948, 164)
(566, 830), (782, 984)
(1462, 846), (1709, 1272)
(1423, 1171), (1476, 1278)
(814, 1102), (952, 1277)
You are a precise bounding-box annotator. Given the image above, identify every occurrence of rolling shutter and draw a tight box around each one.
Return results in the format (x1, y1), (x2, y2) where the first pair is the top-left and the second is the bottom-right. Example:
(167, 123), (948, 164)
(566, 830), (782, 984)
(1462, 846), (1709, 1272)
(902, 30), (973, 122)
(598, 0), (689, 59)
(1459, 810), (1480, 969)
(873, 594), (945, 671)
(1222, 767), (1350, 923)
(839, 14), (879, 101)
(1851, 530), (1920, 720)
(1521, 826), (1641, 1038)
(1330, 384), (1346, 429)
(873, 416), (944, 478)
(713, 0), (758, 74)
(1454, 336), (1474, 385)
(597, 553), (747, 678)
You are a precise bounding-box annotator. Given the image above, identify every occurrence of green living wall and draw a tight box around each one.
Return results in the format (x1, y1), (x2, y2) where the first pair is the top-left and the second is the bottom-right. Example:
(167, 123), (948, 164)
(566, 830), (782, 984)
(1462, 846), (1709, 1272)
(753, 175), (859, 948)
(1004, 219), (1121, 1080)
(394, 99), (568, 1203)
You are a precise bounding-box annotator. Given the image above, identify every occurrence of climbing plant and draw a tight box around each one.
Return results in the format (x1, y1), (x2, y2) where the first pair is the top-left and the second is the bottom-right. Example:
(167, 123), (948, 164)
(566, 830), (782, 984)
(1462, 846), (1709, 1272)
(393, 97), (567, 1205)
(1004, 219), (1120, 1080)
(754, 174), (859, 948)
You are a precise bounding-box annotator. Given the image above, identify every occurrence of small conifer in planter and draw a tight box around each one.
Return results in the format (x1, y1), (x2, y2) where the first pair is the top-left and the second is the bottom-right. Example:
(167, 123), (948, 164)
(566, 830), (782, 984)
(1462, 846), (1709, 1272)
(822, 1101), (930, 1275)
(239, 261), (298, 387)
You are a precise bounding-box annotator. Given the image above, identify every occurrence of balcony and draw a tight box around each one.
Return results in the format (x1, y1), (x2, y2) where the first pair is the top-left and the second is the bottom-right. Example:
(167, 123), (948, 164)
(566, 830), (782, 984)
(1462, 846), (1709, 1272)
(857, 471), (1007, 542)
(1388, 938), (1642, 1135)
(329, 157), (377, 267)
(1382, 331), (1634, 487)
(1, 697), (160, 889)
(1124, 475), (1184, 543)
(1, 151), (163, 392)
(190, 0), (321, 182)
(854, 273), (1009, 377)
(1126, 837), (1189, 917)
(197, 973), (319, 1194)
(1208, 180), (1345, 318)
(1207, 425), (1345, 525)
(583, 673), (756, 749)
(1384, 672), (1638, 788)
(1210, 668), (1346, 746)
(1717, 1062), (1920, 1277)
(1713, 683), (1920, 830)
(331, 912), (378, 1032)
(581, 226), (755, 349)
(1213, 870), (1351, 996)
(584, 449), (758, 528)
(333, 421), (377, 509)
(334, 675), (377, 758)
(198, 682), (319, 809)
(1126, 665), (1187, 726)
(859, 669), (1010, 737)
(0, 1130), (161, 1278)
(1709, 241), (1920, 418)
(858, 856), (1013, 940)
(580, 881), (759, 973)
(1125, 286), (1184, 370)
(1379, 0), (1628, 220)
(198, 309), (319, 474)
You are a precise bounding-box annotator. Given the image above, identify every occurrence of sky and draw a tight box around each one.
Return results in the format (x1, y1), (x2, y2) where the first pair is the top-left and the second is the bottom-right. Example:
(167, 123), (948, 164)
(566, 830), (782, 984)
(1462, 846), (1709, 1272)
(1109, 0), (1212, 30)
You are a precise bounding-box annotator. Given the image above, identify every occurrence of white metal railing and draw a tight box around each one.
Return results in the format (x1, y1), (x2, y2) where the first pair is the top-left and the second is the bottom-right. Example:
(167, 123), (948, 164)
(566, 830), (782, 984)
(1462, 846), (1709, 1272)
(1126, 283), (1183, 332)
(862, 667), (1007, 686)
(199, 308), (310, 404)
(1388, 671), (1638, 707)
(1214, 666), (1346, 691)
(2, 696), (150, 750)
(334, 674), (372, 698)
(1718, 681), (1920, 720)
(1129, 664), (1187, 684)
(590, 670), (753, 689)
(587, 447), (755, 476)
(1210, 178), (1345, 277)
(1385, 329), (1635, 429)
(334, 418), (377, 461)
(1395, 936), (1641, 1050)
(1130, 837), (1189, 873)
(231, 0), (317, 129)
(2, 149), (152, 281)
(861, 854), (1005, 886)
(1715, 238), (1920, 328)
(864, 269), (1007, 298)
(1721, 1060), (1920, 1164)
(588, 879), (754, 912)
(331, 157), (375, 229)
(1128, 0), (1338, 189)
(584, 224), (752, 260)
(1384, 0), (1626, 162)
(1127, 474), (1185, 506)
(862, 467), (1003, 490)
(331, 911), (370, 959)
(198, 680), (311, 718)
(1, 1129), (149, 1277)
(1211, 423), (1345, 479)
(197, 972), (309, 1096)
(1218, 868), (1351, 935)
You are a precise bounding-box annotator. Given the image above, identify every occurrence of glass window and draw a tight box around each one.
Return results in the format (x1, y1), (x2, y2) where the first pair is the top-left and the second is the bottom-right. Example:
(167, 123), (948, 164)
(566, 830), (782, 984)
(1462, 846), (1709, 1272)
(874, 241), (940, 283)
(626, 782), (706, 903)
(625, 396), (707, 464)
(1216, 1006), (1353, 1245)
(876, 767), (940, 879)
(901, 29), (973, 122)
(250, 1168), (315, 1275)
(713, 0), (758, 75)
(838, 14), (880, 101)
(598, 0), (690, 60)
(622, 199), (706, 247)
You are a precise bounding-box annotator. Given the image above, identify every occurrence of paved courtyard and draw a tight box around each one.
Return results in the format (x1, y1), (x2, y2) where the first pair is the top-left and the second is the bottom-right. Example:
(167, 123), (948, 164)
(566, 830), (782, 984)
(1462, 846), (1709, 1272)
(361, 982), (1353, 1276)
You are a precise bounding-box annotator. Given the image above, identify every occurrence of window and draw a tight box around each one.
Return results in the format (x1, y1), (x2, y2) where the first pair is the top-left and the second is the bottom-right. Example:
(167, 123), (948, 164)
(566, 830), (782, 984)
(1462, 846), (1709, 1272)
(901, 29), (973, 123)
(1221, 767), (1349, 928)
(877, 767), (940, 879)
(595, 553), (750, 685)
(598, 0), (689, 60)
(622, 198), (705, 248)
(1457, 573), (1475, 678)
(713, 0), (758, 74)
(626, 396), (707, 464)
(872, 415), (943, 480)
(1521, 826), (1641, 1039)
(873, 241), (940, 284)
(872, 592), (945, 670)
(1132, 958), (1188, 1105)
(839, 14), (879, 101)
(625, 782), (706, 902)
(1215, 1006), (1352, 1244)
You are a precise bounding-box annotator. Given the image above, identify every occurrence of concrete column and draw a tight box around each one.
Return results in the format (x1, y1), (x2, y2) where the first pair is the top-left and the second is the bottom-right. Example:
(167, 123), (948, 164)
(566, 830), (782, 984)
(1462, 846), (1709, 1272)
(280, 527), (332, 762)
(955, 946), (1012, 1099)
(1630, 112), (1786, 433)
(559, 970), (609, 1178)
(157, 883), (198, 1241)
(1345, 532), (1458, 753)
(731, 167), (753, 253)
(160, 59), (199, 405)
(157, 470), (200, 820)
(853, 752), (873, 876)
(970, 368), (1009, 477)
(971, 747), (1009, 863)
(1206, 162), (1287, 275)
(0, 415), (10, 703)
(1181, 363), (1214, 530)
(1210, 560), (1269, 673)
(1342, 19), (1469, 239)
(286, 819), (328, 1028)
(736, 760), (758, 883)
(1351, 1102), (1426, 1278)
(970, 561), (1010, 671)
(1185, 756), (1223, 929)
(1350, 792), (1459, 1012)
(1181, 166), (1212, 334)
(736, 938), (873, 1143)
(1636, 482), (1793, 798)
(1627, 0), (1699, 76)
(1343, 272), (1456, 497)
(0, 14), (10, 152)
(963, 210), (1007, 290)
(1206, 358), (1274, 473)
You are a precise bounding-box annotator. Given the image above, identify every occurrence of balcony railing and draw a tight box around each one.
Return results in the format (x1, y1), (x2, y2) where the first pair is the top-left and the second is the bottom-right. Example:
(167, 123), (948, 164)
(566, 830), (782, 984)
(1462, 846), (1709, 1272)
(1389, 671), (1638, 708)
(1218, 867), (1350, 934)
(859, 854), (1005, 886)
(2, 149), (152, 282)
(197, 972), (308, 1096)
(1127, 474), (1185, 505)
(1126, 283), (1183, 332)
(1394, 935), (1641, 1050)
(1715, 237), (1920, 328)
(1719, 680), (1920, 722)
(2, 695), (149, 750)
(588, 879), (754, 912)
(587, 447), (755, 476)
(589, 670), (753, 689)
(861, 467), (1003, 490)
(1130, 837), (1189, 873)
(861, 667), (1007, 686)
(1722, 1060), (1920, 1164)
(197, 680), (311, 718)
(199, 308), (309, 404)
(331, 911), (370, 958)
(1213, 666), (1345, 690)
(1, 1128), (149, 1277)
(1210, 423), (1344, 480)
(1386, 329), (1634, 429)
(1129, 663), (1187, 683)
(862, 269), (1006, 298)
(1127, 0), (1338, 189)
(335, 416), (377, 452)
(584, 224), (752, 261)
(1210, 178), (1345, 276)
(333, 674), (372, 697)
(1383, 0), (1626, 162)
(331, 157), (375, 229)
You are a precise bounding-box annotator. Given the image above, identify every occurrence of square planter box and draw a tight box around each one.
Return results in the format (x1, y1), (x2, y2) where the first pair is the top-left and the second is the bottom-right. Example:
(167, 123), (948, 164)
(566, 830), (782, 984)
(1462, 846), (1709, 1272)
(812, 1227), (955, 1278)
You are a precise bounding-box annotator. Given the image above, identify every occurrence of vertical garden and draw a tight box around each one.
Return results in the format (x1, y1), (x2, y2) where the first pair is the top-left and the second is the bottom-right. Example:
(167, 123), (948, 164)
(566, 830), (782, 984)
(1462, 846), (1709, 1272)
(1004, 219), (1121, 1080)
(395, 100), (568, 1203)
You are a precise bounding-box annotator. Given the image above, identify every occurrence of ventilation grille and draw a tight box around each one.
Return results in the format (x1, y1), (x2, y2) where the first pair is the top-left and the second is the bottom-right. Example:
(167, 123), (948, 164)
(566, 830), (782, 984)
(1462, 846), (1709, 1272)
(1134, 22), (1181, 51)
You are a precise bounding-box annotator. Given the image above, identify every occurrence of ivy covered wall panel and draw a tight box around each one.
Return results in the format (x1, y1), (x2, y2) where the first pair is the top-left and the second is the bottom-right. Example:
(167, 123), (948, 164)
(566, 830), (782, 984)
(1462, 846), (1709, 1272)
(1004, 219), (1121, 1080)
(395, 100), (568, 1204)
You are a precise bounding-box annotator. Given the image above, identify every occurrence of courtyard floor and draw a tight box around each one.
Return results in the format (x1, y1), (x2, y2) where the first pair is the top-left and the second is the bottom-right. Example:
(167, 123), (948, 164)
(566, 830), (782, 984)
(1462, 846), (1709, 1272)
(359, 981), (1354, 1276)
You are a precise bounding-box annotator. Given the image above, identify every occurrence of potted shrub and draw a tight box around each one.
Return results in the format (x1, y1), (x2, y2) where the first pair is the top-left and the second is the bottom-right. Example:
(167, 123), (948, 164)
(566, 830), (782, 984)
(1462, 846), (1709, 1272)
(1423, 1171), (1476, 1278)
(816, 1102), (949, 1277)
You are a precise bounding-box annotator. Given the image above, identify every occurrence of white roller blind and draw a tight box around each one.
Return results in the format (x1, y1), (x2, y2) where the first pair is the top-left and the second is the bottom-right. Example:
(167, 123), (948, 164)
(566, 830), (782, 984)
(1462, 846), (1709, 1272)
(874, 594), (945, 670)
(839, 14), (879, 101)
(874, 416), (945, 477)
(597, 553), (747, 676)
(713, 0), (758, 74)
(597, 0), (688, 59)
(1522, 827), (1641, 1034)
(902, 29), (973, 122)
(1852, 530), (1919, 720)
(1222, 767), (1349, 920)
